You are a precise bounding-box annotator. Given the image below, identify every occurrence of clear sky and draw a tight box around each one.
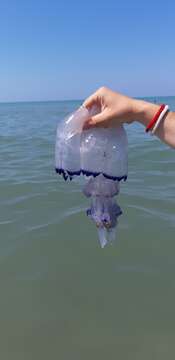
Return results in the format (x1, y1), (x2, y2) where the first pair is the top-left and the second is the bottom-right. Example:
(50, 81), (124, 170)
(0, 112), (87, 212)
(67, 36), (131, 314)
(0, 0), (175, 102)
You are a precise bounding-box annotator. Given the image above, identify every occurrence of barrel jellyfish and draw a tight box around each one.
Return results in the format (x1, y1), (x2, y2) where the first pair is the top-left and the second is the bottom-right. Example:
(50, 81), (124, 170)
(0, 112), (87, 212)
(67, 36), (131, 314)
(55, 105), (128, 248)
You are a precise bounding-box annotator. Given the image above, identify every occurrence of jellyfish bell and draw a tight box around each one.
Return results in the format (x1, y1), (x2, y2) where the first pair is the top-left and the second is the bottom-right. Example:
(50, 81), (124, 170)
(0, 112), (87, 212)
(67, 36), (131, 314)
(55, 105), (128, 248)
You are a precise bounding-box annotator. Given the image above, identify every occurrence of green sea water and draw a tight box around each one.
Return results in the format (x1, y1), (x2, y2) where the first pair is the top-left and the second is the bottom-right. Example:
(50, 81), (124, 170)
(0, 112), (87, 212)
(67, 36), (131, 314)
(0, 97), (175, 359)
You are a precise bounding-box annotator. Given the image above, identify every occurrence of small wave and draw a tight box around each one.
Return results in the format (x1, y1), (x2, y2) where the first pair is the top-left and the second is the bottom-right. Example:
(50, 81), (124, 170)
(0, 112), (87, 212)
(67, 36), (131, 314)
(60, 205), (87, 222)
(0, 219), (15, 225)
(127, 204), (175, 225)
(115, 264), (154, 274)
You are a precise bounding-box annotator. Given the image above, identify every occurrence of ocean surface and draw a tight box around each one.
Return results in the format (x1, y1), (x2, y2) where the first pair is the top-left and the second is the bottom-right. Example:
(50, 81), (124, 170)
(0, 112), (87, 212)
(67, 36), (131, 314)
(0, 97), (175, 359)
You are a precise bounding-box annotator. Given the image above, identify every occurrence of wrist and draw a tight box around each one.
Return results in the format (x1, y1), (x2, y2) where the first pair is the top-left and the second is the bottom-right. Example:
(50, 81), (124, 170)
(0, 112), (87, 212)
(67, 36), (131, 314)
(132, 99), (160, 127)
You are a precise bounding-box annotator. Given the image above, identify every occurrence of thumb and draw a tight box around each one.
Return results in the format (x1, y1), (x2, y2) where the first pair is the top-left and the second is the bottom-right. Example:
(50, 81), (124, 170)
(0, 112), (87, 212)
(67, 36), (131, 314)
(83, 109), (110, 130)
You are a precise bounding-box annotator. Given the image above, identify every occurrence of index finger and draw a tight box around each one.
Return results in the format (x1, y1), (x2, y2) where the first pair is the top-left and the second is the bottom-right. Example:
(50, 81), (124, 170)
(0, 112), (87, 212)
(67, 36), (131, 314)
(82, 92), (98, 109)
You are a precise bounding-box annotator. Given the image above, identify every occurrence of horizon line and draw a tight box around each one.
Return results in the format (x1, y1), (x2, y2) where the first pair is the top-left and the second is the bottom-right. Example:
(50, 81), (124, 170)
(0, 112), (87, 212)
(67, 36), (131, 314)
(0, 95), (174, 105)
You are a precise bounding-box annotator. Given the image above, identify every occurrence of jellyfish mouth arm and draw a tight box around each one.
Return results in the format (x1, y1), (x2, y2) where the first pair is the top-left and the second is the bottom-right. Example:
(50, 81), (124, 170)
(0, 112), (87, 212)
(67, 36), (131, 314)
(84, 176), (121, 223)
(97, 227), (108, 248)
(87, 195), (122, 228)
(86, 194), (122, 248)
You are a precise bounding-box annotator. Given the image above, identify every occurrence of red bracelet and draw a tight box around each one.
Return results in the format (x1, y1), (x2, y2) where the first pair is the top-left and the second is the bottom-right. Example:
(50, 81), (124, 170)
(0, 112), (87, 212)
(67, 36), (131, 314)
(145, 104), (166, 133)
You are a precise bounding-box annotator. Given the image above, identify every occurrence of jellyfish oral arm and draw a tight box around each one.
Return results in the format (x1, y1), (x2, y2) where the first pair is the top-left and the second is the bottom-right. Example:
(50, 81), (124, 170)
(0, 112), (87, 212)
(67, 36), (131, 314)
(84, 176), (122, 248)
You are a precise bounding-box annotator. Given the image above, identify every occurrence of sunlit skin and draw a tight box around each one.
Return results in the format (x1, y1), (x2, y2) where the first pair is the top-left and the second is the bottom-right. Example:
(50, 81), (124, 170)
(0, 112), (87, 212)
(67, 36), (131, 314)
(83, 86), (175, 149)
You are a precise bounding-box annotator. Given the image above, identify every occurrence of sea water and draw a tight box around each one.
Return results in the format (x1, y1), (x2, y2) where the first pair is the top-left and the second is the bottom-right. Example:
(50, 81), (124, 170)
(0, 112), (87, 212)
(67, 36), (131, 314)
(0, 98), (175, 359)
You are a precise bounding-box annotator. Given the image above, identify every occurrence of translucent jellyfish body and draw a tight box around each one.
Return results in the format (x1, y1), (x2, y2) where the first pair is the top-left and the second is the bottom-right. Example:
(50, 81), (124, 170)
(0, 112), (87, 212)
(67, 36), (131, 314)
(55, 106), (128, 248)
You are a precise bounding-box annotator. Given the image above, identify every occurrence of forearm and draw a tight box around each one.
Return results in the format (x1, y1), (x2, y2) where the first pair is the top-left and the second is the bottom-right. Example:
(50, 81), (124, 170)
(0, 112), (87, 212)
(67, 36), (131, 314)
(133, 99), (175, 148)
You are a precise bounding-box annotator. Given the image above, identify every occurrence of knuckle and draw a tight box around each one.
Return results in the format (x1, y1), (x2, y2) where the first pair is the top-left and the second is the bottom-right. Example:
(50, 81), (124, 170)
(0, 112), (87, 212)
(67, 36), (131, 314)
(99, 86), (108, 93)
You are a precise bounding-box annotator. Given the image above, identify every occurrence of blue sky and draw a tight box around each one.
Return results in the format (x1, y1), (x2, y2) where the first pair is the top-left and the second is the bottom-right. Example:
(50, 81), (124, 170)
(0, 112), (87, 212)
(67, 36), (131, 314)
(0, 0), (175, 102)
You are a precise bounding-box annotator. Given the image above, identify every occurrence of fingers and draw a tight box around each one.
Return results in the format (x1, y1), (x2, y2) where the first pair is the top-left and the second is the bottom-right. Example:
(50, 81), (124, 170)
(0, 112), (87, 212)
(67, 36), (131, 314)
(83, 109), (110, 130)
(82, 87), (111, 130)
(82, 86), (107, 108)
(82, 92), (98, 109)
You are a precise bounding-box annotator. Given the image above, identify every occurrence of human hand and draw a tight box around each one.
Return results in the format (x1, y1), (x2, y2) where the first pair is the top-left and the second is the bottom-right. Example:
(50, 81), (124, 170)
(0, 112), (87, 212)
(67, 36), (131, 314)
(82, 86), (139, 130)
(82, 86), (175, 149)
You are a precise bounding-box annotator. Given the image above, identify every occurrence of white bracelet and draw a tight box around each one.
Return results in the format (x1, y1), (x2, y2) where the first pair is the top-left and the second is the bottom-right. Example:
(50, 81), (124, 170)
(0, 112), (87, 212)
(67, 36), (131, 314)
(151, 105), (169, 135)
